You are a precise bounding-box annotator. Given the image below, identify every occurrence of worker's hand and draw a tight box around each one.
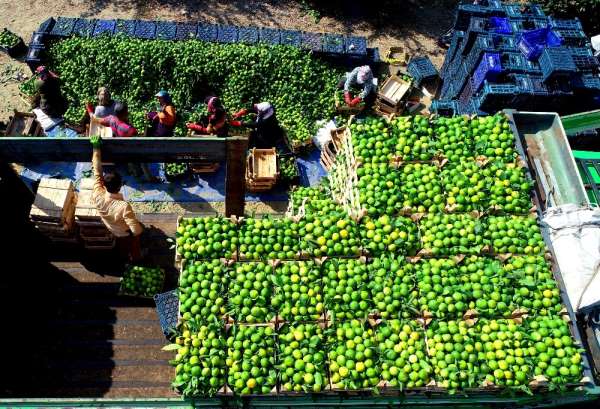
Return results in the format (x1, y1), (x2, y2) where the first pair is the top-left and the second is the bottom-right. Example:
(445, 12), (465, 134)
(147, 111), (158, 121)
(90, 135), (102, 149)
(185, 122), (195, 129)
(344, 91), (353, 106)
(85, 102), (94, 114)
(350, 96), (362, 107)
(232, 108), (248, 119)
(230, 120), (242, 127)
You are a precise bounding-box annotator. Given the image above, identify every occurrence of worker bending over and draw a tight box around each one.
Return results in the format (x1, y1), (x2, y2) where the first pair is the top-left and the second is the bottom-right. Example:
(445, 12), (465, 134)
(186, 96), (229, 137)
(230, 102), (282, 148)
(32, 65), (67, 118)
(89, 135), (144, 261)
(341, 65), (376, 107)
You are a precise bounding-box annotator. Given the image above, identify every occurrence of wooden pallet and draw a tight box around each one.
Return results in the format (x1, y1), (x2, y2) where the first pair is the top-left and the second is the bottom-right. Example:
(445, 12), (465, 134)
(4, 110), (43, 137)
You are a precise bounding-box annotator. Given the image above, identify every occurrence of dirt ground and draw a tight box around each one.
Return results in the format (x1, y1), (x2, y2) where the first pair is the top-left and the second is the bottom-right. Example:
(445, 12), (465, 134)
(0, 0), (457, 123)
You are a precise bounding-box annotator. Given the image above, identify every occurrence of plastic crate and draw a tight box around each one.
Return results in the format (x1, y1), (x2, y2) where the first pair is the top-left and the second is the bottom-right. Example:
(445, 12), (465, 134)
(238, 26), (259, 44)
(458, 78), (473, 104)
(115, 19), (136, 37)
(300, 32), (321, 51)
(50, 17), (76, 37)
(573, 73), (600, 92)
(445, 30), (465, 64)
(155, 21), (176, 40)
(29, 32), (47, 47)
(477, 81), (518, 110)
(24, 45), (45, 72)
(539, 47), (577, 82)
(154, 290), (179, 338)
(491, 34), (517, 51)
(572, 55), (599, 71)
(93, 19), (116, 37)
(468, 17), (488, 35)
(430, 100), (457, 116)
(504, 3), (545, 19)
(322, 34), (345, 54)
(259, 27), (280, 45)
(455, 2), (505, 31)
(73, 18), (96, 37)
(518, 27), (562, 60)
(197, 23), (218, 42)
(569, 47), (594, 58)
(510, 18), (548, 33)
(489, 17), (512, 34)
(549, 17), (583, 31)
(37, 18), (56, 34)
(407, 56), (439, 86)
(217, 25), (238, 43)
(344, 36), (367, 56)
(134, 20), (156, 40)
(472, 52), (501, 91)
(280, 30), (301, 47)
(555, 29), (588, 47)
(175, 23), (198, 40)
(500, 52), (541, 74)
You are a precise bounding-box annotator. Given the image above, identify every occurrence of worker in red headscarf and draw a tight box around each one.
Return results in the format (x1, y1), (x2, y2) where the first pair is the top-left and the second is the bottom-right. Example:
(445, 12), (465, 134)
(32, 65), (68, 118)
(185, 96), (229, 137)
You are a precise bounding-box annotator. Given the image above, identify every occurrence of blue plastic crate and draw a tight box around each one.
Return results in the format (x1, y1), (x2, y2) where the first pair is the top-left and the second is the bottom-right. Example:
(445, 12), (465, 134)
(569, 47), (594, 58)
(430, 100), (457, 116)
(279, 29), (301, 47)
(455, 2), (505, 31)
(73, 18), (96, 37)
(490, 17), (512, 34)
(504, 3), (545, 19)
(175, 23), (198, 40)
(477, 81), (519, 111)
(217, 25), (237, 43)
(540, 48), (577, 81)
(259, 27), (280, 45)
(93, 19), (116, 37)
(300, 32), (321, 51)
(468, 17), (488, 35)
(549, 17), (583, 31)
(555, 29), (589, 47)
(491, 34), (517, 51)
(510, 18), (549, 33)
(154, 290), (179, 338)
(115, 19), (136, 37)
(238, 26), (259, 44)
(472, 52), (502, 91)
(500, 52), (541, 74)
(155, 21), (176, 40)
(458, 78), (474, 105)
(518, 27), (562, 60)
(50, 17), (76, 37)
(134, 20), (156, 40)
(24, 45), (45, 72)
(322, 34), (345, 54)
(408, 56), (439, 86)
(29, 32), (47, 47)
(573, 73), (600, 92)
(446, 30), (465, 63)
(197, 24), (218, 42)
(572, 55), (599, 71)
(37, 18), (56, 34)
(344, 36), (367, 56)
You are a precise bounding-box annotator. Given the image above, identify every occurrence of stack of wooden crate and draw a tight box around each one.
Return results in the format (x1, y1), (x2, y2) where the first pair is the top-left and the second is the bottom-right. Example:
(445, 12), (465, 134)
(75, 178), (116, 250)
(30, 178), (78, 243)
(375, 75), (412, 116)
(246, 148), (278, 192)
(320, 126), (349, 171)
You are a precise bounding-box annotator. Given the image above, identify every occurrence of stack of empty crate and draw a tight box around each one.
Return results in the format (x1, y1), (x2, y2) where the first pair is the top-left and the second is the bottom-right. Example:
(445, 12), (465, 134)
(75, 178), (116, 250)
(30, 178), (77, 243)
(246, 148), (278, 192)
(435, 1), (600, 116)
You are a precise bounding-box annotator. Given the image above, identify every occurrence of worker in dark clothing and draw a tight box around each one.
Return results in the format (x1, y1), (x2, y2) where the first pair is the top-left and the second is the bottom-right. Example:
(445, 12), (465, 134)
(147, 90), (177, 137)
(32, 65), (67, 118)
(186, 96), (229, 137)
(230, 102), (282, 149)
(338, 65), (376, 108)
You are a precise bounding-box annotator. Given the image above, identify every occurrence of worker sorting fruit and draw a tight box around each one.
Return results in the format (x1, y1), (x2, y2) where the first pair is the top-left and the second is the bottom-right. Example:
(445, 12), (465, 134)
(186, 96), (229, 137)
(32, 65), (68, 118)
(230, 102), (283, 148)
(147, 90), (177, 137)
(340, 65), (376, 107)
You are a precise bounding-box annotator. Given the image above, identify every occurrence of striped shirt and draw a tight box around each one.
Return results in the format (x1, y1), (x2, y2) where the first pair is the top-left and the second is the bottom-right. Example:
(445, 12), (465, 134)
(100, 115), (138, 138)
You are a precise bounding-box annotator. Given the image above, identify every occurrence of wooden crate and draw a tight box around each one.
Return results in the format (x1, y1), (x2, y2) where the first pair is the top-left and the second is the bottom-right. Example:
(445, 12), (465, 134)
(247, 148), (278, 181)
(190, 162), (220, 173)
(75, 189), (100, 221)
(87, 119), (113, 138)
(4, 110), (43, 137)
(377, 75), (412, 108)
(30, 178), (76, 225)
(334, 92), (364, 115)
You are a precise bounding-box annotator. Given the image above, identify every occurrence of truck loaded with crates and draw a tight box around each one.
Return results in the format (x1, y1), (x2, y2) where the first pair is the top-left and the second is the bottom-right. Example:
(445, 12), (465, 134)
(2, 3), (600, 409)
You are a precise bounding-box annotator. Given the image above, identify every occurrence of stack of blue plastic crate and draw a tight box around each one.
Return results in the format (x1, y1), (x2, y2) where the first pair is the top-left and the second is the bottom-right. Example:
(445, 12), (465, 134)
(433, 1), (600, 116)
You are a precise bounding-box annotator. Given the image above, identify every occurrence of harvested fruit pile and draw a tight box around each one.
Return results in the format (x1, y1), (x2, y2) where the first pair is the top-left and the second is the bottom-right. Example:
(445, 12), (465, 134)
(164, 163), (189, 178)
(45, 37), (342, 144)
(119, 265), (164, 297)
(0, 29), (20, 48)
(169, 112), (584, 397)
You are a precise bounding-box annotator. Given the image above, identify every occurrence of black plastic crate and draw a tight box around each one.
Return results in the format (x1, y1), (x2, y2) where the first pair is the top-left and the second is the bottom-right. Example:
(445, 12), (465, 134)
(539, 48), (577, 82)
(458, 77), (474, 105)
(238, 26), (259, 44)
(430, 100), (457, 116)
(154, 290), (179, 338)
(37, 18), (56, 34)
(555, 29), (589, 47)
(175, 23), (198, 40)
(573, 73), (600, 92)
(491, 34), (517, 51)
(197, 23), (218, 42)
(454, 2), (505, 31)
(322, 34), (345, 54)
(572, 55), (599, 72)
(29, 32), (47, 47)
(280, 30), (301, 47)
(300, 32), (321, 51)
(477, 81), (519, 111)
(115, 19), (136, 37)
(549, 17), (583, 31)
(258, 27), (280, 45)
(134, 20), (156, 40)
(93, 19), (116, 37)
(25, 45), (46, 72)
(500, 51), (541, 74)
(569, 47), (594, 58)
(73, 18), (96, 37)
(407, 55), (439, 86)
(50, 17), (76, 37)
(217, 25), (238, 43)
(344, 36), (367, 56)
(510, 18), (548, 33)
(155, 21), (176, 40)
(504, 3), (545, 19)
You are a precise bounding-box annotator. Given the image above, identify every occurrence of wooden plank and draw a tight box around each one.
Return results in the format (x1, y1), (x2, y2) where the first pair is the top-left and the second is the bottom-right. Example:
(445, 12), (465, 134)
(0, 137), (228, 163)
(225, 136), (248, 217)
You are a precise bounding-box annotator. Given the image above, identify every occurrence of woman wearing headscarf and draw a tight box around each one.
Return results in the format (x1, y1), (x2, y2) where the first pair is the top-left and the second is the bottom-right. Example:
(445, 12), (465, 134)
(32, 65), (67, 118)
(186, 96), (229, 137)
(342, 65), (376, 107)
(147, 90), (177, 137)
(230, 102), (283, 148)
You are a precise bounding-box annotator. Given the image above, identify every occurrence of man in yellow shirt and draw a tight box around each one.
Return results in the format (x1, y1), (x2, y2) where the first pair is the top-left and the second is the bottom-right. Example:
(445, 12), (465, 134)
(90, 135), (144, 261)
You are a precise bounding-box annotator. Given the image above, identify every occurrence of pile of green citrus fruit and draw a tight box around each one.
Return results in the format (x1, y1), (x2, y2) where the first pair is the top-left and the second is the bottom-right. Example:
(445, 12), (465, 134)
(323, 258), (371, 320)
(179, 259), (227, 323)
(279, 323), (327, 392)
(238, 217), (299, 260)
(486, 162), (533, 214)
(397, 163), (445, 213)
(120, 265), (164, 297)
(350, 117), (395, 164)
(176, 217), (238, 260)
(433, 116), (474, 162)
(419, 213), (485, 255)
(359, 214), (419, 256)
(228, 262), (274, 323)
(369, 255), (417, 319)
(298, 212), (360, 257)
(356, 163), (402, 216)
(164, 162), (189, 178)
(272, 261), (324, 321)
(391, 115), (434, 161)
(441, 161), (488, 212)
(472, 114), (517, 162)
(484, 215), (545, 254)
(0, 28), (20, 47)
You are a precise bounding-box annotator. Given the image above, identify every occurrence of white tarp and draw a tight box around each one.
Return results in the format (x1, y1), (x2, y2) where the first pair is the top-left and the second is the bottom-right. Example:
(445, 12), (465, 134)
(542, 204), (600, 313)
